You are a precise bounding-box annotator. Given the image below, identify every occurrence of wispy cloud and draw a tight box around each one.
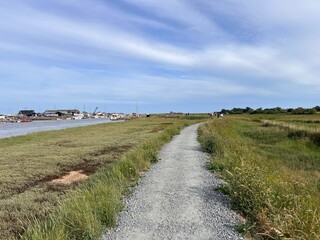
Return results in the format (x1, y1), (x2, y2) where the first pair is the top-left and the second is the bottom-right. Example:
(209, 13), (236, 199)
(0, 0), (319, 113)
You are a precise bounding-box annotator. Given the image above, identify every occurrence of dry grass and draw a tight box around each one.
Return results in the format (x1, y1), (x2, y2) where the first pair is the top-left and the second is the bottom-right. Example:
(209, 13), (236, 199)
(261, 120), (320, 145)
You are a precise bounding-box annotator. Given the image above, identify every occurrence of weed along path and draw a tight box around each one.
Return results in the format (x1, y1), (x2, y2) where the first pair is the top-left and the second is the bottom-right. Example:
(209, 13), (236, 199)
(103, 124), (243, 240)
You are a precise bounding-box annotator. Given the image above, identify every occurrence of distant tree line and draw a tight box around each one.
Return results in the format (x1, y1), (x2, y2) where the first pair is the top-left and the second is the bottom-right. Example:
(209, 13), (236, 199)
(220, 106), (320, 115)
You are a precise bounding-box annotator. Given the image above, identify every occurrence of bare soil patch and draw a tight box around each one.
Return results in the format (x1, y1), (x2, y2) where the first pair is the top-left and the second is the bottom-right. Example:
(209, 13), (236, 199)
(150, 123), (174, 133)
(51, 170), (88, 185)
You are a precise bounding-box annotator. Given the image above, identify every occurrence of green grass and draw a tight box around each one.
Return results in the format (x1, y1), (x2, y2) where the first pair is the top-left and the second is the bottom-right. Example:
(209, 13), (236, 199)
(0, 116), (207, 239)
(198, 115), (320, 240)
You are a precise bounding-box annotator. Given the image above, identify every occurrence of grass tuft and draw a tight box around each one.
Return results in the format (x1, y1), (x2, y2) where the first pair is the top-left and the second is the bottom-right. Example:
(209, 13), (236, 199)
(198, 123), (222, 155)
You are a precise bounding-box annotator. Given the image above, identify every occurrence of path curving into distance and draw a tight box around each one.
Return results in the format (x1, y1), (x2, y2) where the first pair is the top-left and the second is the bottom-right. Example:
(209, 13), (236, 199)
(103, 124), (243, 240)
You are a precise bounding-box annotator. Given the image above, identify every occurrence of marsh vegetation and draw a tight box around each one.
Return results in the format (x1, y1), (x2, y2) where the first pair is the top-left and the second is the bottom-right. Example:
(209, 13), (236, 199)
(0, 116), (205, 239)
(199, 114), (320, 239)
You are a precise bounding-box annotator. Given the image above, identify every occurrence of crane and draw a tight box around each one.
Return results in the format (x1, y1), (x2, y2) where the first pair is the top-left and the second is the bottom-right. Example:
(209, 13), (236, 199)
(93, 107), (98, 116)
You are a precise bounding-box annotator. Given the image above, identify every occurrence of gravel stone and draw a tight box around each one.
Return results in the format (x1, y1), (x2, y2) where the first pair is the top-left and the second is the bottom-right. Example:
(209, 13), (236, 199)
(102, 124), (244, 240)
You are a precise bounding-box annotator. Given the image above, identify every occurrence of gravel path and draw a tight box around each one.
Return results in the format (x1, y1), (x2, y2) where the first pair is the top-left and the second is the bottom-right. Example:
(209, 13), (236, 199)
(103, 124), (243, 240)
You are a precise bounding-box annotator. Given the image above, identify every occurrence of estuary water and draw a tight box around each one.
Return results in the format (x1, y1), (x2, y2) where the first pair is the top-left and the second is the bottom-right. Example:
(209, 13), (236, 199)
(0, 118), (113, 139)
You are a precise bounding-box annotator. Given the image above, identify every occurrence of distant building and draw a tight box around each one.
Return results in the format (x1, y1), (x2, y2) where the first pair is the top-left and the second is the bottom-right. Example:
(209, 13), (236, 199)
(43, 110), (59, 117)
(43, 109), (80, 117)
(18, 110), (36, 118)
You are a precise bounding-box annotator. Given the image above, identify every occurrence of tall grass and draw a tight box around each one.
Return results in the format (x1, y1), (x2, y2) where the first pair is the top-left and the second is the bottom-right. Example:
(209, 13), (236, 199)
(261, 120), (320, 146)
(22, 121), (190, 240)
(199, 118), (320, 239)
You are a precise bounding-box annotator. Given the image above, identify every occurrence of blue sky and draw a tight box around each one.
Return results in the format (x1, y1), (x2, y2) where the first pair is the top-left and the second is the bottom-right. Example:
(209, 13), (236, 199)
(0, 0), (320, 113)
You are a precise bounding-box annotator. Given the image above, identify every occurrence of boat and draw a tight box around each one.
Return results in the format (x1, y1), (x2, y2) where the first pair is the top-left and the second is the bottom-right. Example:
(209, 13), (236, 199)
(21, 119), (32, 123)
(72, 113), (84, 120)
(110, 113), (121, 121)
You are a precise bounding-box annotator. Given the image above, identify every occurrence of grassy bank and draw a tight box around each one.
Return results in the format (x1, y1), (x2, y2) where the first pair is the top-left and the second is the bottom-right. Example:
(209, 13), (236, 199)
(0, 116), (206, 239)
(198, 115), (320, 239)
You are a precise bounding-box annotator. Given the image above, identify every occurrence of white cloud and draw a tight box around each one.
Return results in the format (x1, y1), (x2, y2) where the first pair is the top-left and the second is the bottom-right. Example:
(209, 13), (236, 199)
(0, 0), (320, 112)
(1, 0), (319, 86)
(0, 3), (195, 66)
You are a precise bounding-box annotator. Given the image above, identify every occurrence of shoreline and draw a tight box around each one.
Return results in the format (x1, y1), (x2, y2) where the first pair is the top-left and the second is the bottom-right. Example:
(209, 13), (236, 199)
(0, 118), (117, 139)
